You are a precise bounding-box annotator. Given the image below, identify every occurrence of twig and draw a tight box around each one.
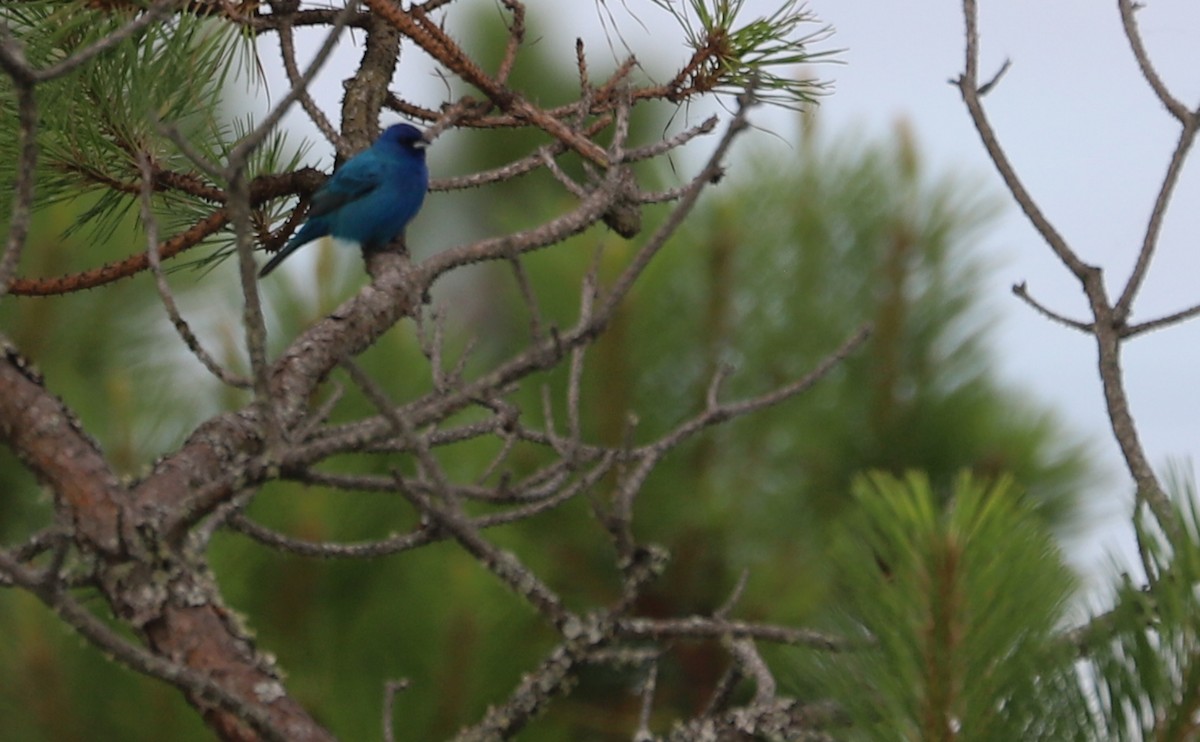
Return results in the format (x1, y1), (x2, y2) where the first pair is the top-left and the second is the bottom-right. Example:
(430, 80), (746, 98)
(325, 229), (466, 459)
(136, 153), (249, 388)
(419, 179), (617, 279)
(1011, 282), (1091, 332)
(276, 4), (345, 154)
(567, 259), (601, 448)
(975, 58), (1010, 97)
(452, 629), (608, 742)
(227, 1), (360, 167)
(729, 638), (775, 705)
(495, 0), (525, 86)
(382, 678), (410, 742)
(955, 0), (1090, 280)
(634, 658), (659, 742)
(616, 616), (850, 651)
(699, 663), (743, 718)
(1117, 0), (1191, 123)
(1114, 121), (1199, 321)
(510, 256), (547, 342)
(231, 453), (615, 559)
(0, 37), (37, 301)
(597, 82), (757, 320)
(623, 115), (719, 163)
(1123, 301), (1200, 338)
(399, 476), (575, 628)
(958, 0), (1173, 527)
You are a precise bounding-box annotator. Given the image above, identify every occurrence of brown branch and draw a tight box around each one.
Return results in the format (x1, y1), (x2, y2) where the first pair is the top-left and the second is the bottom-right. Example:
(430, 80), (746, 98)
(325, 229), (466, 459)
(0, 344), (124, 552)
(6, 169), (323, 296)
(365, 0), (610, 165)
(1117, 0), (1192, 123)
(228, 7), (372, 33)
(0, 341), (333, 739)
(665, 698), (846, 741)
(1123, 301), (1200, 338)
(452, 620), (613, 742)
(1011, 282), (1091, 332)
(954, 3), (1090, 281)
(958, 0), (1171, 527)
(1113, 114), (1199, 321)
(0, 32), (39, 301)
(7, 209), (228, 296)
(137, 153), (249, 388)
(616, 616), (849, 651)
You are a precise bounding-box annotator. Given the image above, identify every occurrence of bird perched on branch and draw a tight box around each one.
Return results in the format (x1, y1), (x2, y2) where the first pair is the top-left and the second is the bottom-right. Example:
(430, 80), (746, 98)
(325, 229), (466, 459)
(258, 123), (430, 278)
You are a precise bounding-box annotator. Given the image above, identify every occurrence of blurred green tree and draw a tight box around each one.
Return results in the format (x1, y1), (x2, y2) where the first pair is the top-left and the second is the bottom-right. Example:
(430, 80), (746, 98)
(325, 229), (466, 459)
(457, 119), (1094, 734)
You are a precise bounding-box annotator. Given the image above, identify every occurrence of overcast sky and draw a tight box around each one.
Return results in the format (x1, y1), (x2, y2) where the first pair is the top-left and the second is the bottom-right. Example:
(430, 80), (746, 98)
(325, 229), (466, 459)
(268, 1), (1200, 579)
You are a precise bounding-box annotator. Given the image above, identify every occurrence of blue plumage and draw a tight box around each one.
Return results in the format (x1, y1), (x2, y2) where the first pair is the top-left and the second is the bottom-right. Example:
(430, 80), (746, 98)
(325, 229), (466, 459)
(259, 123), (430, 278)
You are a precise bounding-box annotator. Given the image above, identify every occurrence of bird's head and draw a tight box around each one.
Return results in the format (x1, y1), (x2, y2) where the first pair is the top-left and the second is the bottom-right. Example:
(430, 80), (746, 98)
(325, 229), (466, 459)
(379, 124), (429, 157)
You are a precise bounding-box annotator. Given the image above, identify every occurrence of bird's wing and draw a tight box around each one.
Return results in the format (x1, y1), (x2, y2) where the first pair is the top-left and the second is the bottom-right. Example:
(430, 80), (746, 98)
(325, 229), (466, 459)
(307, 155), (385, 218)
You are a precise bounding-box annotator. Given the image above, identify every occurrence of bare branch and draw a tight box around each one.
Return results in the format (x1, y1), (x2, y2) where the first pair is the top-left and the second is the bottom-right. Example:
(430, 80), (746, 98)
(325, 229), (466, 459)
(0, 43), (37, 301)
(729, 638), (776, 705)
(399, 477), (576, 628)
(1011, 282), (1091, 332)
(634, 659), (660, 742)
(275, 4), (345, 153)
(1114, 122), (1199, 321)
(598, 87), (757, 319)
(955, 0), (1091, 280)
(137, 153), (249, 388)
(1117, 0), (1193, 123)
(1123, 301), (1200, 338)
(231, 453), (615, 559)
(453, 631), (606, 742)
(382, 679), (410, 742)
(958, 0), (1173, 526)
(616, 616), (850, 651)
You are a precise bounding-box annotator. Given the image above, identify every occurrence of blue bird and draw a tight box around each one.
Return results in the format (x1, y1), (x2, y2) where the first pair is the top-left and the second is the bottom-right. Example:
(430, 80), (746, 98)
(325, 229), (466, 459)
(259, 123), (430, 278)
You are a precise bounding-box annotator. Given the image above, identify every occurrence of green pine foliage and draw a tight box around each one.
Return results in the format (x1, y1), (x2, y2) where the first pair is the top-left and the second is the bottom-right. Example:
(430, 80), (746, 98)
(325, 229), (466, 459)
(646, 0), (837, 108)
(816, 471), (1088, 741)
(1083, 475), (1200, 742)
(805, 471), (1200, 742)
(0, 2), (304, 259)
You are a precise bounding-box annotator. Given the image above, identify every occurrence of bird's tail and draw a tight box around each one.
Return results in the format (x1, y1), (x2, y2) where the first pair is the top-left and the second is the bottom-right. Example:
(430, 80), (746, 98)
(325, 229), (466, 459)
(257, 240), (302, 278)
(258, 220), (326, 278)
